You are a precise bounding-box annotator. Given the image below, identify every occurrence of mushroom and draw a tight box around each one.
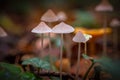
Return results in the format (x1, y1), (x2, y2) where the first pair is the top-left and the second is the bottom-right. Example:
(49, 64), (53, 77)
(0, 27), (7, 37)
(41, 9), (58, 22)
(83, 34), (92, 55)
(52, 22), (74, 80)
(40, 9), (58, 51)
(110, 18), (120, 27)
(72, 31), (86, 80)
(57, 11), (67, 21)
(110, 19), (120, 53)
(95, 0), (113, 55)
(41, 9), (59, 69)
(95, 0), (113, 12)
(31, 22), (52, 55)
(31, 22), (52, 34)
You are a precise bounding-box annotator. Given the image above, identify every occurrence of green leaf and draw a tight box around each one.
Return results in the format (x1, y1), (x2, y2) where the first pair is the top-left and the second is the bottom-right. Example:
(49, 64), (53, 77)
(22, 58), (51, 70)
(0, 62), (43, 80)
(50, 77), (60, 80)
(20, 72), (36, 80)
(0, 71), (19, 80)
(0, 62), (22, 74)
(42, 55), (58, 63)
(94, 56), (120, 80)
(82, 54), (93, 60)
(42, 55), (58, 71)
(0, 62), (22, 80)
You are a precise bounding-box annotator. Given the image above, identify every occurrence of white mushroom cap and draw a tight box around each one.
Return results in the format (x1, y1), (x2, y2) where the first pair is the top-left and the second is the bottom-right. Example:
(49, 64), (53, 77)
(31, 22), (52, 33)
(52, 22), (74, 34)
(73, 31), (86, 43)
(84, 34), (92, 42)
(0, 27), (7, 37)
(110, 19), (120, 27)
(57, 11), (67, 21)
(95, 0), (113, 12)
(41, 9), (58, 22)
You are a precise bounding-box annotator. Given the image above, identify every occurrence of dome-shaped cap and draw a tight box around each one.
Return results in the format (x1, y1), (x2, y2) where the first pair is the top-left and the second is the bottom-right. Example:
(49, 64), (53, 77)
(110, 19), (120, 27)
(95, 0), (113, 12)
(31, 22), (52, 33)
(52, 22), (74, 34)
(41, 9), (58, 22)
(72, 31), (86, 43)
(0, 27), (7, 37)
(57, 11), (67, 21)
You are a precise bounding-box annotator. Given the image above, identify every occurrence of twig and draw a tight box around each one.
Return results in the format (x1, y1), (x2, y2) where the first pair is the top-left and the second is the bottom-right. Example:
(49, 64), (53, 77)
(34, 70), (75, 80)
(83, 60), (95, 80)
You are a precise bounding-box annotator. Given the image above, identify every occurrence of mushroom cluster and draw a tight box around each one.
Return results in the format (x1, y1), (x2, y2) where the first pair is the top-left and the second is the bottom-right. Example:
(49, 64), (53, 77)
(31, 9), (93, 80)
(31, 9), (74, 80)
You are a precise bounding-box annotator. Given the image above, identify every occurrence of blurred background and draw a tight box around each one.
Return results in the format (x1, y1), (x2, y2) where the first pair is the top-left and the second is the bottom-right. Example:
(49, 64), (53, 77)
(0, 0), (120, 79)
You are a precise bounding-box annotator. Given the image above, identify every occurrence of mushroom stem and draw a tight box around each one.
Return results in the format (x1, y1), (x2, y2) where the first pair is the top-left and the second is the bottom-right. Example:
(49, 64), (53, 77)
(41, 34), (44, 55)
(84, 42), (87, 55)
(48, 23), (53, 70)
(75, 42), (81, 80)
(113, 28), (118, 54)
(48, 32), (52, 69)
(60, 33), (64, 80)
(103, 13), (107, 56)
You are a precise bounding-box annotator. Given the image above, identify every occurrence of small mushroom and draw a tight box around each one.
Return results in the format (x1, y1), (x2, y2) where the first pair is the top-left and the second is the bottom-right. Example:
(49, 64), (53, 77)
(0, 27), (7, 37)
(31, 22), (52, 55)
(84, 34), (92, 55)
(52, 22), (74, 80)
(41, 9), (59, 70)
(72, 31), (86, 80)
(95, 0), (113, 12)
(110, 19), (120, 53)
(52, 22), (74, 33)
(41, 9), (58, 22)
(57, 11), (67, 21)
(31, 22), (52, 33)
(95, 0), (113, 55)
(110, 18), (120, 27)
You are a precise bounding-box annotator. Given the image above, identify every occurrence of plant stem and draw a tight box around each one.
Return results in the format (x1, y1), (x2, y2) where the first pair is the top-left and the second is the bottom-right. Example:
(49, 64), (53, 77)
(103, 13), (107, 56)
(48, 23), (53, 70)
(36, 70), (75, 80)
(85, 42), (87, 55)
(83, 60), (95, 80)
(41, 33), (44, 55)
(60, 34), (63, 80)
(75, 43), (81, 80)
(48, 33), (53, 70)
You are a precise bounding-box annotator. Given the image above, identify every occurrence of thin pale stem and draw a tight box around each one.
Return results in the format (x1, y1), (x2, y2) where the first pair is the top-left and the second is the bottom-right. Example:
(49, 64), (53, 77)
(48, 33), (52, 69)
(48, 23), (52, 70)
(85, 42), (87, 55)
(41, 34), (44, 55)
(75, 43), (81, 80)
(113, 28), (118, 53)
(103, 13), (107, 56)
(60, 34), (64, 80)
